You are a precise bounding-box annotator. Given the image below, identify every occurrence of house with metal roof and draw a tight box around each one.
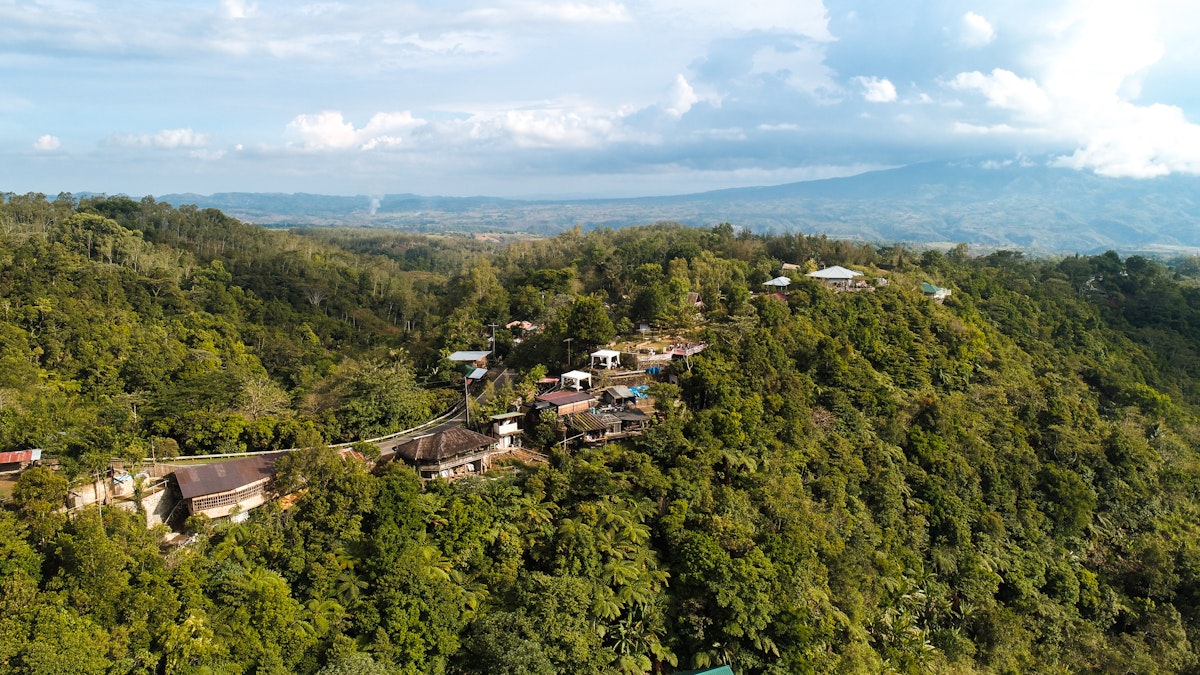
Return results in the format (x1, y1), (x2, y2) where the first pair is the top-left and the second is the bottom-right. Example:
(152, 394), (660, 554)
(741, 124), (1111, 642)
(390, 427), (497, 480)
(806, 265), (864, 289)
(0, 448), (41, 474)
(447, 350), (492, 368)
(490, 412), (524, 449)
(535, 390), (596, 416)
(602, 385), (637, 407)
(922, 281), (952, 303)
(566, 412), (621, 444)
(175, 452), (286, 520)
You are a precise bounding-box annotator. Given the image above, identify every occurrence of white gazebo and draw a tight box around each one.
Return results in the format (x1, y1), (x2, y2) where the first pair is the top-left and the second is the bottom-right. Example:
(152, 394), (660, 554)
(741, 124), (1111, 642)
(762, 276), (791, 291)
(560, 370), (593, 391)
(590, 349), (622, 370)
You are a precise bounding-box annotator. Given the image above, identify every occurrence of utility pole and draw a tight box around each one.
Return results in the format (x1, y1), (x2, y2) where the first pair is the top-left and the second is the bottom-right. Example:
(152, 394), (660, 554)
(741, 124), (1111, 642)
(464, 376), (470, 427)
(488, 323), (499, 357)
(563, 337), (573, 369)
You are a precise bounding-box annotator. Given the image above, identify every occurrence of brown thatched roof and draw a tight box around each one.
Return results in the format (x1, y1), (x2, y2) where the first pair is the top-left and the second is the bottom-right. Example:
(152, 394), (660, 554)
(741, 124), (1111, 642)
(392, 427), (495, 464)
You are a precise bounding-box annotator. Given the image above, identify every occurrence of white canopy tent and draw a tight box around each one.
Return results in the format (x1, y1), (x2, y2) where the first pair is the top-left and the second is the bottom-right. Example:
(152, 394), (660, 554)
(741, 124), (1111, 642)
(590, 349), (622, 369)
(560, 370), (593, 391)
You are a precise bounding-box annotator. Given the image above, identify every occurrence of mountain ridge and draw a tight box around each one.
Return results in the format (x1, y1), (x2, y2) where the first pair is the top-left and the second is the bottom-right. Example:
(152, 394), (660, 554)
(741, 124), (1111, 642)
(158, 159), (1200, 254)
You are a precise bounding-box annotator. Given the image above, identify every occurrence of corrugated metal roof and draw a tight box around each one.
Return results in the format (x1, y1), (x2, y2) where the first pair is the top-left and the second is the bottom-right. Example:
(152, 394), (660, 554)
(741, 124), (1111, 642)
(448, 350), (491, 362)
(175, 452), (285, 499)
(615, 409), (650, 422)
(605, 385), (636, 400)
(568, 412), (609, 432)
(490, 412), (525, 420)
(806, 265), (862, 279)
(0, 449), (40, 464)
(392, 427), (495, 464)
(537, 391), (595, 405)
(467, 367), (488, 380)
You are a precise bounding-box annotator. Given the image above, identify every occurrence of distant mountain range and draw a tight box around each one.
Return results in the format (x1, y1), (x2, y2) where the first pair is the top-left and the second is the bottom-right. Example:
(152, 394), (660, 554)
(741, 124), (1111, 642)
(160, 159), (1200, 254)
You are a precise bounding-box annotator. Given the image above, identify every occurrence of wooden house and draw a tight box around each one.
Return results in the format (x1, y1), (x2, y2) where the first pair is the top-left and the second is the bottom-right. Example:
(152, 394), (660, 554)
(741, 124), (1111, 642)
(390, 427), (497, 480)
(175, 452), (285, 520)
(535, 390), (596, 416)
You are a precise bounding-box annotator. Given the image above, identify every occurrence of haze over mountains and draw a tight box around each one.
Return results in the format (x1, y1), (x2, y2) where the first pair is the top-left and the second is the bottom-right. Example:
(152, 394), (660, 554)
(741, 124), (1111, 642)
(161, 160), (1200, 255)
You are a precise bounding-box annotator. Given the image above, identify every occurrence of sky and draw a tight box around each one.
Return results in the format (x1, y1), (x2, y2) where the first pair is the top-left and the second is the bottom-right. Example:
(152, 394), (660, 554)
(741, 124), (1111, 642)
(3, 0), (1200, 198)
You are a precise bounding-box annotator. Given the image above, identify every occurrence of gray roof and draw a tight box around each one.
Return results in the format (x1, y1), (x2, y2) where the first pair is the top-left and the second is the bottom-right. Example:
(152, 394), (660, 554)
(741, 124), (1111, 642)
(605, 385), (636, 400)
(175, 452), (285, 499)
(615, 409), (650, 422)
(448, 350), (491, 362)
(392, 427), (495, 464)
(806, 265), (863, 280)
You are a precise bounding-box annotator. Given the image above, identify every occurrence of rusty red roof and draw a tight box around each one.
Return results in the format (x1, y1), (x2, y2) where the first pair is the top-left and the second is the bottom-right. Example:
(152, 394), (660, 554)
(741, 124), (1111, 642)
(0, 449), (40, 464)
(536, 391), (595, 406)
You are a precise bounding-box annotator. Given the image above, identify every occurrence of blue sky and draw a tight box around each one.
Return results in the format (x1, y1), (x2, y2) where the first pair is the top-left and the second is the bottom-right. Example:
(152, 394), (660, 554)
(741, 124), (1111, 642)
(3, 0), (1200, 198)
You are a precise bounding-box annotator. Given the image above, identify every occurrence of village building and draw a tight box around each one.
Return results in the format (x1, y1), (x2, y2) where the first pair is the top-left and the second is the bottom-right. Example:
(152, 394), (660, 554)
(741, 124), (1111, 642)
(175, 452), (285, 520)
(535, 390), (596, 416)
(590, 349), (622, 370)
(762, 276), (791, 292)
(566, 412), (622, 444)
(922, 282), (952, 303)
(0, 448), (41, 474)
(390, 427), (497, 480)
(564, 408), (649, 445)
(602, 385), (638, 407)
(806, 265), (864, 290)
(614, 409), (650, 435)
(490, 412), (524, 449)
(447, 350), (492, 369)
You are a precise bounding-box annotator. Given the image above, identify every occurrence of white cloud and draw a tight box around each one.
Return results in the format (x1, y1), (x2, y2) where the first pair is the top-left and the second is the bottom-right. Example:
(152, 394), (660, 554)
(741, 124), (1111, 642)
(947, 1), (1200, 178)
(949, 69), (1051, 115)
(521, 2), (631, 23)
(189, 149), (227, 160)
(665, 74), (699, 117)
(1052, 101), (1200, 177)
(854, 76), (897, 103)
(960, 12), (995, 48)
(286, 110), (425, 150)
(952, 122), (1021, 135)
(487, 109), (621, 148)
(106, 128), (210, 149)
(749, 40), (839, 96)
(643, 0), (830, 39)
(222, 0), (258, 20)
(33, 134), (61, 151)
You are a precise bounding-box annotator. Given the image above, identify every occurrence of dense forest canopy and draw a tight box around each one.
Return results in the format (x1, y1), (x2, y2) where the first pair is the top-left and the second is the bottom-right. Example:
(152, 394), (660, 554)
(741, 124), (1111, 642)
(2, 191), (1200, 673)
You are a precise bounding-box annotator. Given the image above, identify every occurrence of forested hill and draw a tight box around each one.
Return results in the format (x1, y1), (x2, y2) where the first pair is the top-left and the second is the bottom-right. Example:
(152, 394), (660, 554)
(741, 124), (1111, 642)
(3, 193), (1200, 673)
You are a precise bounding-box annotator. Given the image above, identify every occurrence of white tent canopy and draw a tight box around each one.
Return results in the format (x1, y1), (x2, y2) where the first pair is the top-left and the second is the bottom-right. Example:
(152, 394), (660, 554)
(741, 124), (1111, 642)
(560, 370), (593, 391)
(590, 349), (621, 369)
